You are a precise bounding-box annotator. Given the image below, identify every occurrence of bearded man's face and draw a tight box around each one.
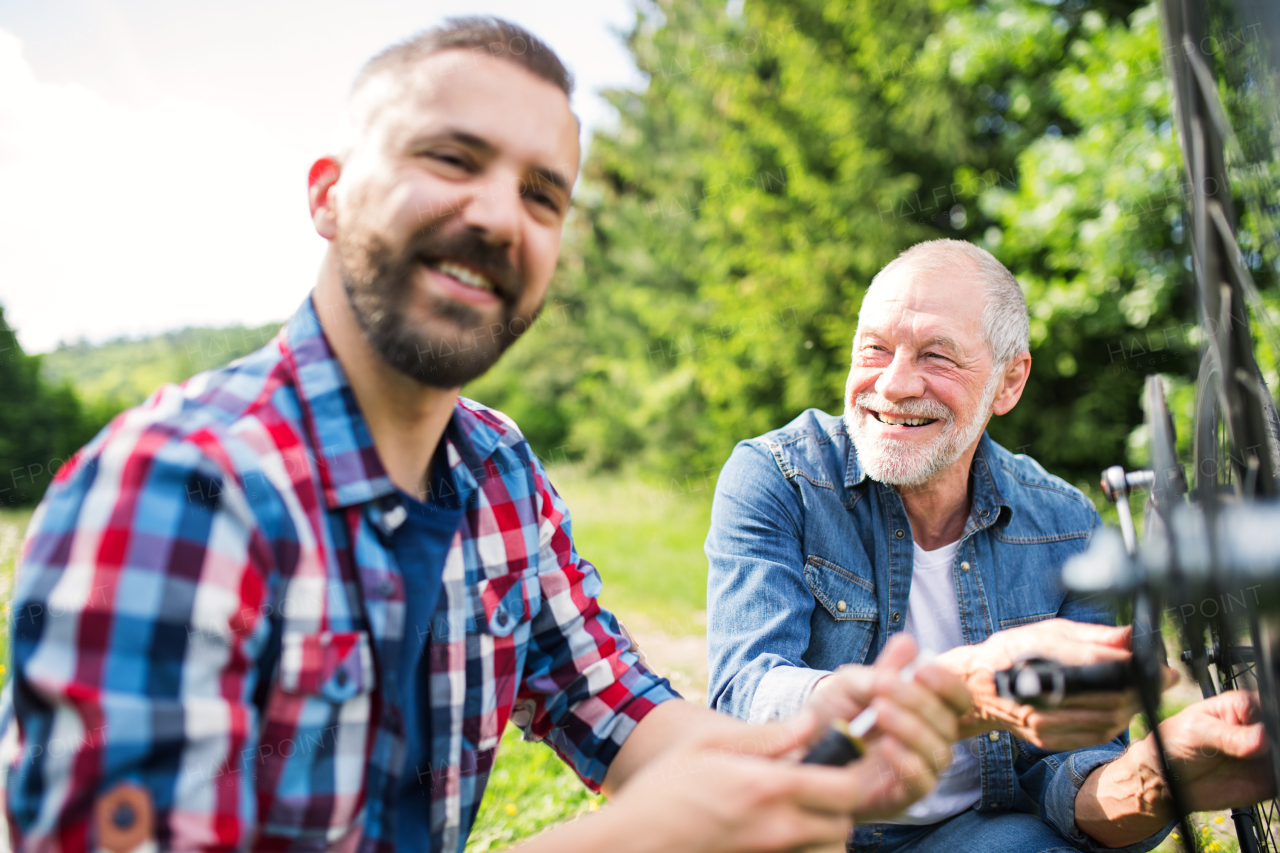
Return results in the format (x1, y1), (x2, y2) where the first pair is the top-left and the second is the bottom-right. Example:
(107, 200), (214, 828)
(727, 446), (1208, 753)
(329, 50), (580, 387)
(843, 266), (1004, 488)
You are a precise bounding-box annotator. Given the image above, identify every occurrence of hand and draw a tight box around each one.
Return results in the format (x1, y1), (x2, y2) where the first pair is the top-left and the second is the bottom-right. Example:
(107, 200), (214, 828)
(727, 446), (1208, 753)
(805, 634), (972, 818)
(1156, 690), (1275, 813)
(1074, 690), (1275, 848)
(605, 710), (947, 853)
(938, 619), (1173, 750)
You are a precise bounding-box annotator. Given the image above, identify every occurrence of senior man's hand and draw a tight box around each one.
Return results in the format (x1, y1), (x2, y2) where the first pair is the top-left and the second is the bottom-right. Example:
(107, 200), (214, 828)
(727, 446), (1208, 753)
(1074, 690), (1275, 848)
(934, 618), (1175, 750)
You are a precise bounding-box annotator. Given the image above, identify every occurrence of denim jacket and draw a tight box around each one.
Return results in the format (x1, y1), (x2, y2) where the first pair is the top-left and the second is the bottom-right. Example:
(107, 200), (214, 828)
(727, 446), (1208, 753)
(706, 409), (1169, 853)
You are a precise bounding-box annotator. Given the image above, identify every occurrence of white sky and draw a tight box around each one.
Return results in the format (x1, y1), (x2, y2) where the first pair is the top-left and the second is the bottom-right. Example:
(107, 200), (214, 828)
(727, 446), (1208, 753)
(0, 0), (646, 353)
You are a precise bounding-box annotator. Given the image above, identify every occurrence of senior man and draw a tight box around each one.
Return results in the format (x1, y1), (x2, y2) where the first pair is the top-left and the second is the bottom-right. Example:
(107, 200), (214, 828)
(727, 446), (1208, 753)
(4, 20), (969, 853)
(706, 240), (1178, 853)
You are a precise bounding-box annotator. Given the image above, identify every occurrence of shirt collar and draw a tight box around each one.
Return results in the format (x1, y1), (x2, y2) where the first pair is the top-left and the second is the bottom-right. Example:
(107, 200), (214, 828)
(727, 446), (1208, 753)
(843, 425), (1013, 526)
(281, 295), (508, 510)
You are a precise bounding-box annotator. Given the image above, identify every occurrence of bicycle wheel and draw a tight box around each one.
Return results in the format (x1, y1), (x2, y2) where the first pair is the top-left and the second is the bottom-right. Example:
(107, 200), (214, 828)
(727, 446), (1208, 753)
(1191, 353), (1280, 851)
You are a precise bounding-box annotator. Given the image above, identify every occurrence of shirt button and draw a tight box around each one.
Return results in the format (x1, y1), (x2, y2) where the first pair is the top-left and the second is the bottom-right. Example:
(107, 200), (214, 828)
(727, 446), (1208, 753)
(988, 731), (1000, 741)
(895, 528), (906, 539)
(495, 609), (511, 627)
(960, 561), (971, 572)
(378, 579), (396, 596)
(836, 600), (848, 612)
(891, 611), (901, 623)
(335, 669), (349, 688)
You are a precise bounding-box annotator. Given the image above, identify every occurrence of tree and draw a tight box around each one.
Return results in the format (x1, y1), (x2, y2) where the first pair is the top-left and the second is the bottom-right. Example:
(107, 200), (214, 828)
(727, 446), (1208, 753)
(467, 0), (1188, 494)
(0, 307), (106, 506)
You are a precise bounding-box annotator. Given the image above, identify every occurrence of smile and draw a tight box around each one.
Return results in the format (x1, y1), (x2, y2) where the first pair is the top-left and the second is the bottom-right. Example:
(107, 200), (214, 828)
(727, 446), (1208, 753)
(425, 259), (497, 295)
(871, 411), (938, 427)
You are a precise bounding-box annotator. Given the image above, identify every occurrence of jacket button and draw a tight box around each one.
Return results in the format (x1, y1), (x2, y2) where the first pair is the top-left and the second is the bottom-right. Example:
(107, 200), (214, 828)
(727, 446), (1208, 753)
(960, 561), (971, 572)
(895, 529), (905, 539)
(891, 611), (901, 622)
(988, 731), (1000, 741)
(836, 600), (847, 612)
(980, 509), (989, 517)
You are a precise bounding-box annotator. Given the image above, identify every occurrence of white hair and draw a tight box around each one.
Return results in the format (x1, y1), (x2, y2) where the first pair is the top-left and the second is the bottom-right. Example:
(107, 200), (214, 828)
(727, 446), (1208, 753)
(860, 239), (1030, 366)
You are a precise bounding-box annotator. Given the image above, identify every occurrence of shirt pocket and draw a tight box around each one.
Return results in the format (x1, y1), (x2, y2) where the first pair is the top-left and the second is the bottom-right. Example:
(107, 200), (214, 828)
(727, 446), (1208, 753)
(461, 569), (541, 752)
(804, 555), (878, 664)
(257, 630), (376, 841)
(467, 568), (541, 636)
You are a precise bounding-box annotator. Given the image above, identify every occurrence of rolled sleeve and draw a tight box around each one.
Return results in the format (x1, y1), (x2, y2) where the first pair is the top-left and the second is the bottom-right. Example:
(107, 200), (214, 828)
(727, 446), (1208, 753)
(517, 461), (679, 790)
(748, 665), (829, 724)
(1030, 743), (1174, 853)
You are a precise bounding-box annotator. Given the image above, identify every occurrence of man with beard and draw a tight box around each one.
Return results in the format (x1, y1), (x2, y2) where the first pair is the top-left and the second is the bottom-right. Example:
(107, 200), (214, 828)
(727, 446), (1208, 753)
(3, 18), (972, 853)
(705, 240), (1184, 852)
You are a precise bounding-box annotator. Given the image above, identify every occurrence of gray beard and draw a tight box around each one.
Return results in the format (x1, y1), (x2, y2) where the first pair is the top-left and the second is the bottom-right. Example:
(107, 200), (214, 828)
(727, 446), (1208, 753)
(844, 374), (1000, 488)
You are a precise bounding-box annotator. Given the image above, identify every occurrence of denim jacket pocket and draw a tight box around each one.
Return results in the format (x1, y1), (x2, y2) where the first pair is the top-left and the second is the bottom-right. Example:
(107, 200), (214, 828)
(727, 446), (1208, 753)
(803, 555), (877, 621)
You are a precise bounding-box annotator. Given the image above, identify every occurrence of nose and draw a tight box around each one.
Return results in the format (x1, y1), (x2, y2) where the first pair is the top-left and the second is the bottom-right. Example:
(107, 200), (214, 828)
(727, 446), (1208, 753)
(458, 168), (521, 253)
(875, 348), (927, 402)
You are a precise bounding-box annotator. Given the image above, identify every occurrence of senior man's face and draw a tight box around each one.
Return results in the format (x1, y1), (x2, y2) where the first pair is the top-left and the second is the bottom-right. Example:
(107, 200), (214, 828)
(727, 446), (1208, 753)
(845, 267), (999, 487)
(330, 51), (580, 386)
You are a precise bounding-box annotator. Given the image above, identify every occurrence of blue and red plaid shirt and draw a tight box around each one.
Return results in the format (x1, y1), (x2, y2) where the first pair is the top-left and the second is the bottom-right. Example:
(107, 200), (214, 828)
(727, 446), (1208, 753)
(4, 297), (677, 853)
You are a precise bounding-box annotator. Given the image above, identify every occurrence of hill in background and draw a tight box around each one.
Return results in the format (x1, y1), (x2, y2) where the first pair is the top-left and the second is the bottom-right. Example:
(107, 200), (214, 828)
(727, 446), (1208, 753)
(42, 322), (283, 408)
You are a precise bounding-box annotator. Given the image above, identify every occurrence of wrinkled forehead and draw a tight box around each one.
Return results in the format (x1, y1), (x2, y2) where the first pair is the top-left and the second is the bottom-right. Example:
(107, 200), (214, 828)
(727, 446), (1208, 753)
(342, 50), (580, 174)
(857, 262), (987, 342)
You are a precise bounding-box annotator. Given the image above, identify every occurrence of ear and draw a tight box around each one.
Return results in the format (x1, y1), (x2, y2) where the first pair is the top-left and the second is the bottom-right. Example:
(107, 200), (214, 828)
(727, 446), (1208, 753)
(991, 351), (1032, 416)
(308, 157), (341, 240)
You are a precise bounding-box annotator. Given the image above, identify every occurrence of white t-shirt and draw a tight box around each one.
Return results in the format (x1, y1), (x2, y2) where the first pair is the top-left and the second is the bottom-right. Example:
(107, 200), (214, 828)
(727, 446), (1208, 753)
(880, 538), (983, 825)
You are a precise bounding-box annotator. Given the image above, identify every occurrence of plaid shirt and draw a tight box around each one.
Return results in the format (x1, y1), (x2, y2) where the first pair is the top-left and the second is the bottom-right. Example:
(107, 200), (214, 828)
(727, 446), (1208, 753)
(4, 297), (677, 853)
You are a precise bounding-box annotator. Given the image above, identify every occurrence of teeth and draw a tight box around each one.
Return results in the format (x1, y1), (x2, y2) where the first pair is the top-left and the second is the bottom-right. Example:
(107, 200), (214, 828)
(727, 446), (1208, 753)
(431, 260), (494, 293)
(878, 413), (933, 426)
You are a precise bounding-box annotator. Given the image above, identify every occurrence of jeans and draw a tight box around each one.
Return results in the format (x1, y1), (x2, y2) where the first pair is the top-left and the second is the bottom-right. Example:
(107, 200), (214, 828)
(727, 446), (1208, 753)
(853, 811), (1080, 853)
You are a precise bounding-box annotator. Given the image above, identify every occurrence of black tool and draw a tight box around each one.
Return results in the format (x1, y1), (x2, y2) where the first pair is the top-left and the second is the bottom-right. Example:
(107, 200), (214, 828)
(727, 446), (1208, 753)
(800, 707), (877, 766)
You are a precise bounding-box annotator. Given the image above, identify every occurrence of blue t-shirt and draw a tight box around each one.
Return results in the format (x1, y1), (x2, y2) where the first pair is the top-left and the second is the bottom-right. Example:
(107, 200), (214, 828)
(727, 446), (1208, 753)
(392, 450), (464, 849)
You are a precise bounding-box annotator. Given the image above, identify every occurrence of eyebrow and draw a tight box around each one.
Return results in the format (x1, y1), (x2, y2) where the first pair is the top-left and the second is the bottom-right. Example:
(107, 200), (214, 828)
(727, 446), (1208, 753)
(858, 330), (968, 355)
(919, 335), (965, 353)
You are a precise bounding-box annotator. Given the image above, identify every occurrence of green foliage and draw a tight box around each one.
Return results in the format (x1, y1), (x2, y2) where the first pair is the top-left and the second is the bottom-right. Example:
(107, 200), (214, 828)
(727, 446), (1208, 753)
(977, 3), (1194, 486)
(467, 0), (1186, 496)
(0, 309), (106, 506)
(42, 323), (282, 409)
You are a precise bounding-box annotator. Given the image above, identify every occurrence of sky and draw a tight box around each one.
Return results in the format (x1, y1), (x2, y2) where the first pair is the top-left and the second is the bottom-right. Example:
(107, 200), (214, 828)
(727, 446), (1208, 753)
(0, 0), (646, 353)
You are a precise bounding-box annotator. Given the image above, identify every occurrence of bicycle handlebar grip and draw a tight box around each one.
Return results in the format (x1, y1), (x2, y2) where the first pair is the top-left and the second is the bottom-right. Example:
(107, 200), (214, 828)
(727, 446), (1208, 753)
(995, 657), (1132, 707)
(1061, 660), (1132, 694)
